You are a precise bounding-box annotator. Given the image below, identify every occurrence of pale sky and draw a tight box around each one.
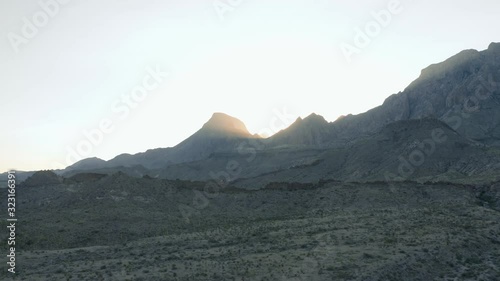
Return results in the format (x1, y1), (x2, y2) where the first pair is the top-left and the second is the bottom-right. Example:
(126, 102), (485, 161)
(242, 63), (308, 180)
(0, 0), (499, 172)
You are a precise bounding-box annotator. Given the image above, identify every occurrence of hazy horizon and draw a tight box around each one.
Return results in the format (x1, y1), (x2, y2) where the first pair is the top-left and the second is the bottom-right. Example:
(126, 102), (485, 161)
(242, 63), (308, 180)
(1, 0), (499, 173)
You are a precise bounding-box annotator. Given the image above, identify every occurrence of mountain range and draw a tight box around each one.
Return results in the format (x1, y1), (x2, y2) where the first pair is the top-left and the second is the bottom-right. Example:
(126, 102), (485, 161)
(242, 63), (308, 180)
(4, 43), (500, 281)
(4, 43), (500, 187)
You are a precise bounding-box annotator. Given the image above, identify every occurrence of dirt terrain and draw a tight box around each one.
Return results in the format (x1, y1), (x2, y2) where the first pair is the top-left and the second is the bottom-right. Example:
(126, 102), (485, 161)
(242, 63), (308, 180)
(1, 174), (499, 280)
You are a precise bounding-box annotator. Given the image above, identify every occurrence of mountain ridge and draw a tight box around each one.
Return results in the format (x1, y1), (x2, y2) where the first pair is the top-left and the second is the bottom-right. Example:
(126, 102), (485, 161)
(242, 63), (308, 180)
(67, 113), (260, 171)
(200, 112), (254, 137)
(6, 42), (500, 185)
(263, 42), (499, 149)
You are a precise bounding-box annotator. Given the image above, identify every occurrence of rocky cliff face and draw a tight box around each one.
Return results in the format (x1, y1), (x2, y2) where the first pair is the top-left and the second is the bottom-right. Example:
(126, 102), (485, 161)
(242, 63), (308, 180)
(403, 43), (500, 145)
(269, 113), (332, 147)
(269, 43), (500, 148)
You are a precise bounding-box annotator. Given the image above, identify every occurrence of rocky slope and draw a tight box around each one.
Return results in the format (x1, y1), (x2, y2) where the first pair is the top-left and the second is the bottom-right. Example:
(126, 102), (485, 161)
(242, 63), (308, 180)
(268, 113), (332, 147)
(67, 113), (260, 171)
(146, 118), (500, 189)
(21, 170), (63, 187)
(269, 42), (500, 148)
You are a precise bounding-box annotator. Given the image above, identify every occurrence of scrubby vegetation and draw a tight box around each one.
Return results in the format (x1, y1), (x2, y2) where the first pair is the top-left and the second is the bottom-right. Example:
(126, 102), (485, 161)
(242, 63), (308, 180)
(0, 173), (499, 280)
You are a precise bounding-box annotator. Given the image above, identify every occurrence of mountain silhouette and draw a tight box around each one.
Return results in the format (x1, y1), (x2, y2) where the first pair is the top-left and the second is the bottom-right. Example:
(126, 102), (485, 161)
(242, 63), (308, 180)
(267, 42), (500, 148)
(68, 113), (260, 171)
(269, 113), (331, 147)
(16, 42), (499, 186)
(200, 112), (254, 137)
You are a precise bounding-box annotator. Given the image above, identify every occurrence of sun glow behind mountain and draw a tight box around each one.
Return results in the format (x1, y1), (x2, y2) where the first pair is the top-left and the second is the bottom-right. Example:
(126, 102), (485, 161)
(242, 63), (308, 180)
(1, 0), (499, 172)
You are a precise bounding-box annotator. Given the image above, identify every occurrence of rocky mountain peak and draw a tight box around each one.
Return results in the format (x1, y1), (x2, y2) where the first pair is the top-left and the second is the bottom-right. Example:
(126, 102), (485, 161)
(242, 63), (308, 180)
(201, 112), (252, 137)
(488, 42), (500, 52)
(415, 49), (480, 85)
(67, 157), (107, 171)
(289, 113), (328, 128)
(303, 113), (328, 125)
(22, 170), (63, 187)
(269, 113), (332, 147)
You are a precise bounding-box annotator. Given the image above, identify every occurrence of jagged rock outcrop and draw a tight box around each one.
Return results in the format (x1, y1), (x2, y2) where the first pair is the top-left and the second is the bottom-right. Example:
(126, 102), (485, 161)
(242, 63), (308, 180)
(269, 113), (332, 147)
(22, 170), (63, 187)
